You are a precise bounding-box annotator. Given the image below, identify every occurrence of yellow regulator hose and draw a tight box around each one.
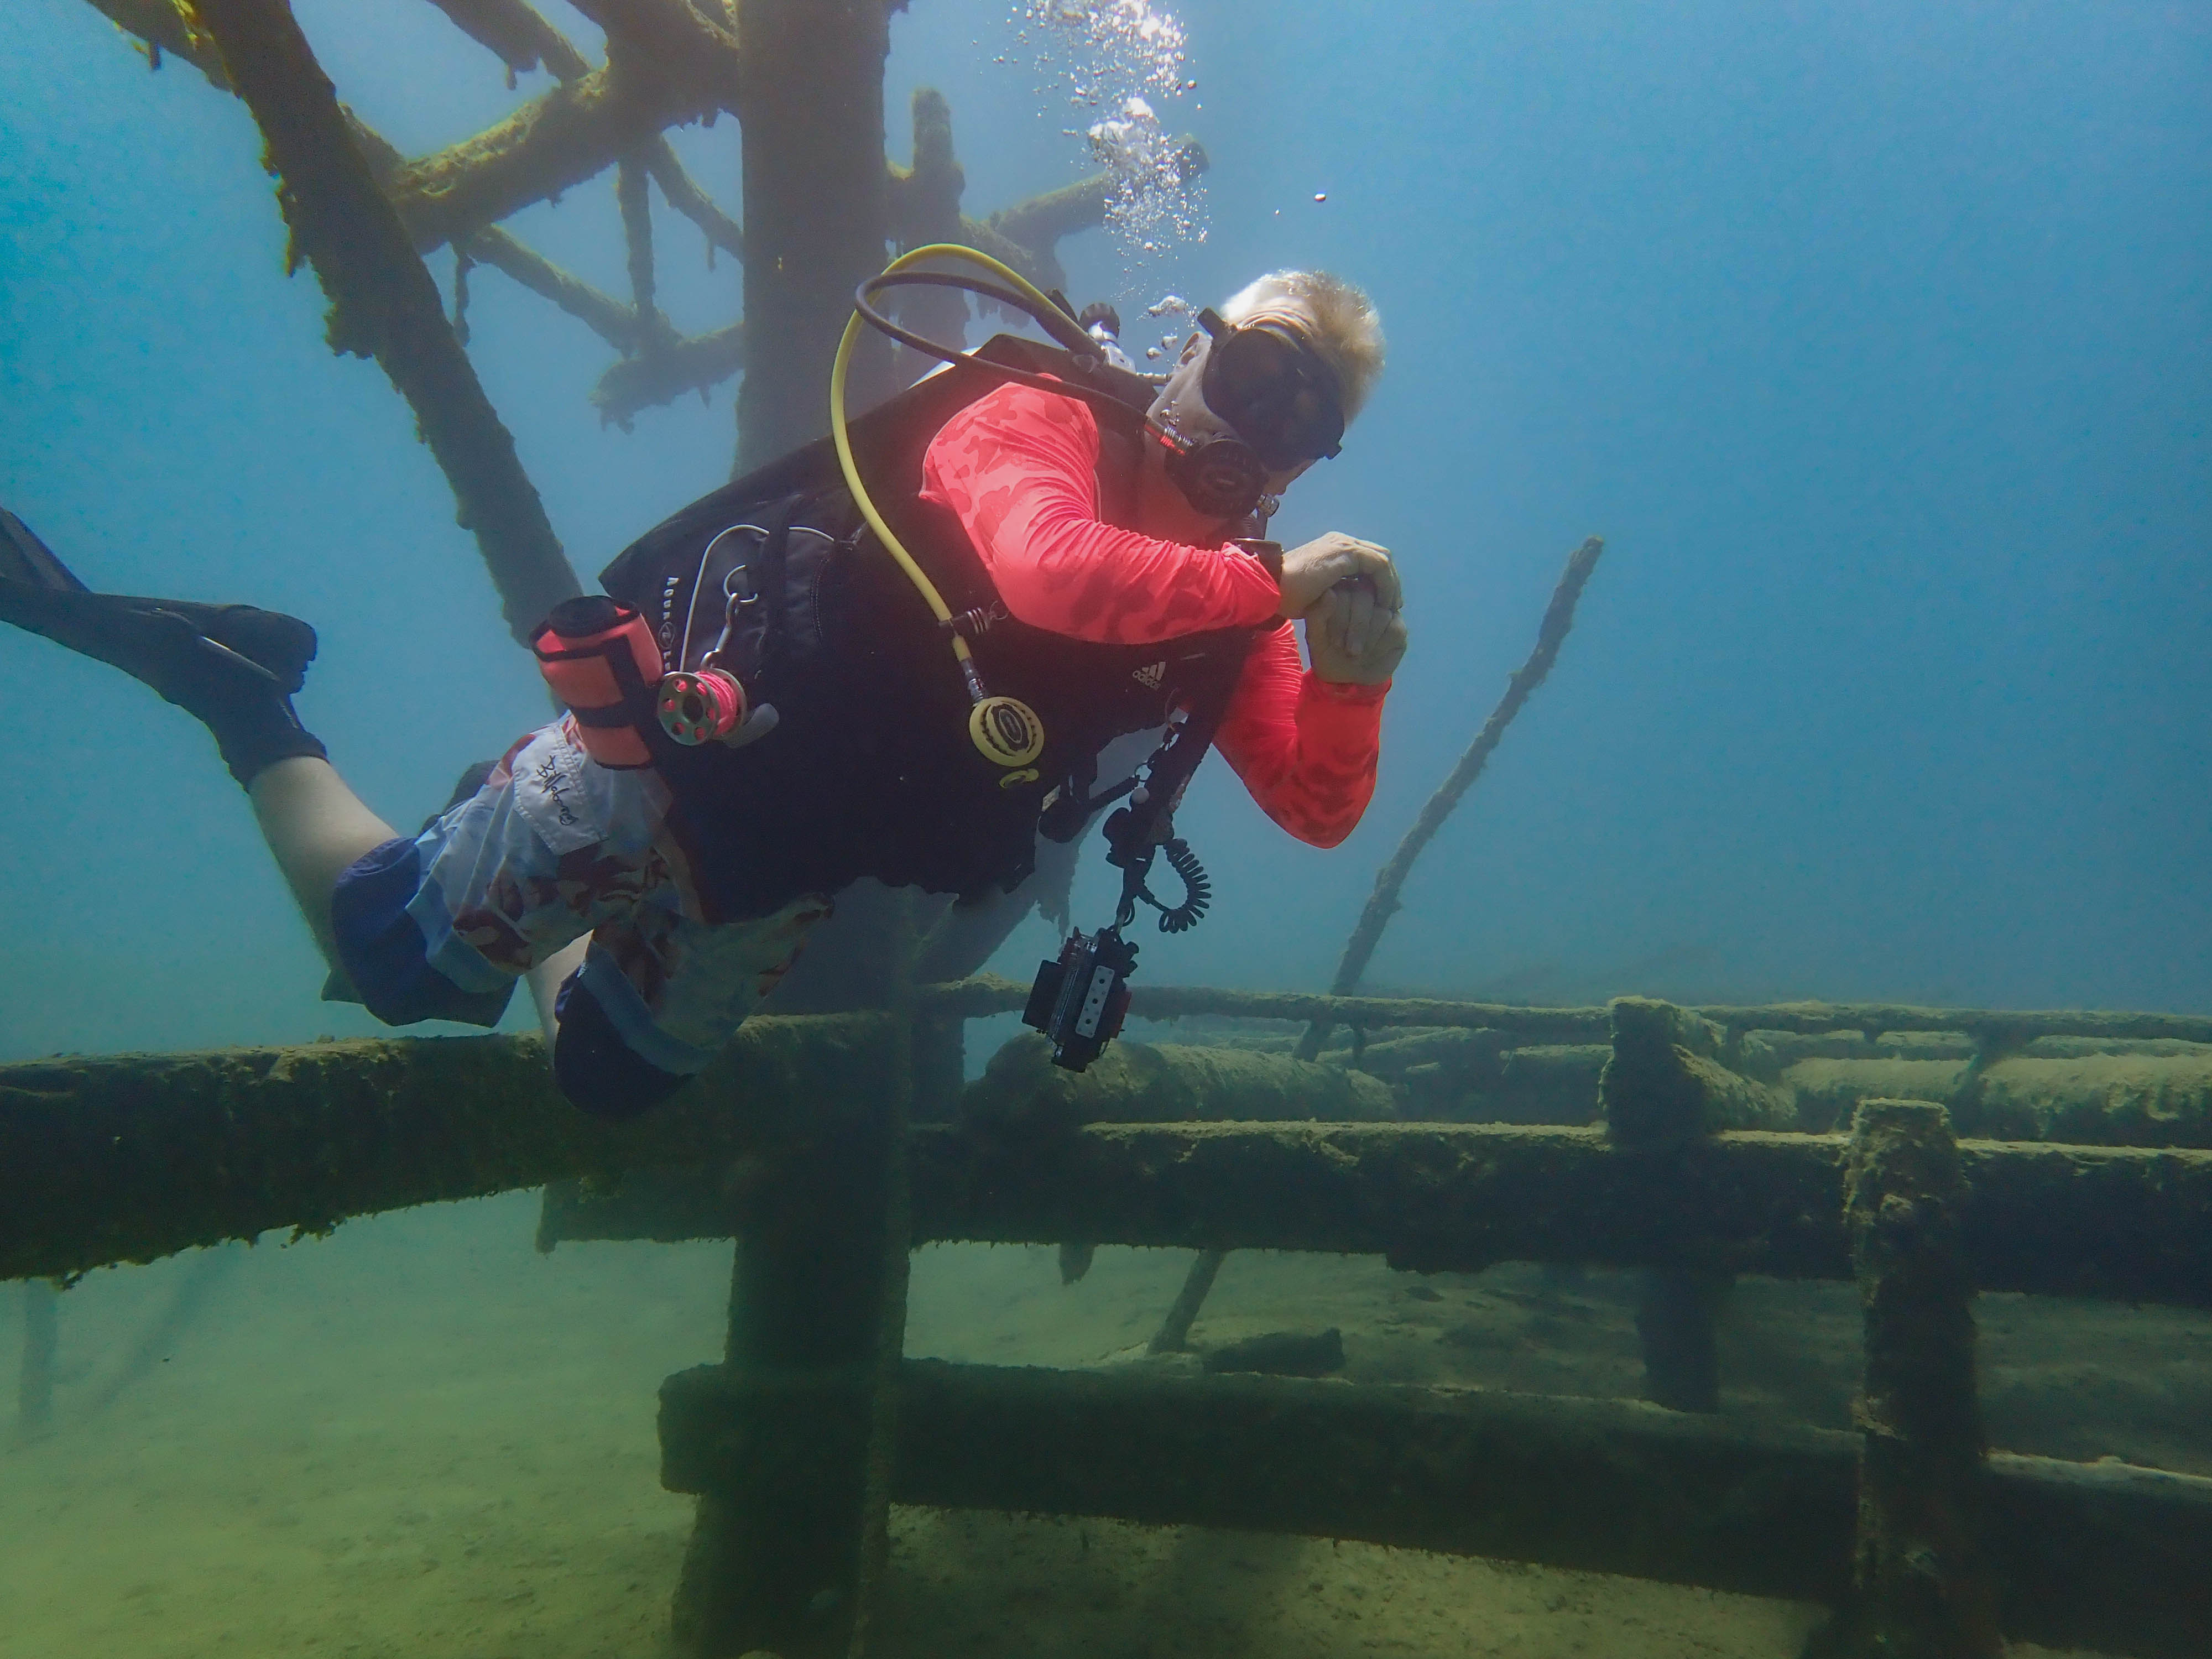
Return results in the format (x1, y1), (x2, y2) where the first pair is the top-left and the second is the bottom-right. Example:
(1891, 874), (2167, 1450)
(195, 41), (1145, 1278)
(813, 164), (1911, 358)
(828, 242), (1067, 774)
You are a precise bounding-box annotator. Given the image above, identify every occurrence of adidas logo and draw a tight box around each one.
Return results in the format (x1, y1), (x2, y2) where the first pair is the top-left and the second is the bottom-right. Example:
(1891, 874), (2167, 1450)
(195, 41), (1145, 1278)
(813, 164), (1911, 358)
(1131, 661), (1166, 690)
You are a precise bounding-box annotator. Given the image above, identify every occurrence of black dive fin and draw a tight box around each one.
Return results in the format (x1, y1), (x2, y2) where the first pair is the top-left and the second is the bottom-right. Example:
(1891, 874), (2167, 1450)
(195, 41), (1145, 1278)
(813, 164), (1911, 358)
(0, 505), (327, 786)
(0, 508), (90, 593)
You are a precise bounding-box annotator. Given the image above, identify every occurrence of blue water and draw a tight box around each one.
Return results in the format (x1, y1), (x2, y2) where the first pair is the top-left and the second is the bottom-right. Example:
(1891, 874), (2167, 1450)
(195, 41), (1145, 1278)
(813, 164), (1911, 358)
(2, 0), (2206, 1061)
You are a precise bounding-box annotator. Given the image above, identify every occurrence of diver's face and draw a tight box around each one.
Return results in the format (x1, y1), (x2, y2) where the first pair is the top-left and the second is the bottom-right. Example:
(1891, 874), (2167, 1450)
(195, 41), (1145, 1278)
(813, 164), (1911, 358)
(1146, 299), (1327, 502)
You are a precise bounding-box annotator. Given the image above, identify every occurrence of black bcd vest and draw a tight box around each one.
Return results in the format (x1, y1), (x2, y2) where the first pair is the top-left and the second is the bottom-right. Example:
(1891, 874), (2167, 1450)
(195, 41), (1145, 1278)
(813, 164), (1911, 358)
(597, 335), (1262, 924)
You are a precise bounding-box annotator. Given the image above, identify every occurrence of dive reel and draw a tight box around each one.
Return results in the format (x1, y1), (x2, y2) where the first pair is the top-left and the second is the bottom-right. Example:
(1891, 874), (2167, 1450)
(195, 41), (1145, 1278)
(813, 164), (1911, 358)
(531, 595), (768, 766)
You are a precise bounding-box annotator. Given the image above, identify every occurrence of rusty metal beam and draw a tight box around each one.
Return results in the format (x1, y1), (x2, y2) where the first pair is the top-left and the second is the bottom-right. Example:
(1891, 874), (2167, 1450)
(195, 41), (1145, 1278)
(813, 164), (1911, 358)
(907, 1120), (2212, 1306)
(591, 321), (745, 424)
(13, 1032), (2206, 1305)
(918, 975), (2212, 1050)
(655, 1358), (2212, 1659)
(0, 1016), (894, 1281)
(388, 61), (713, 253)
(425, 0), (591, 83)
(185, 0), (584, 641)
(82, 0), (228, 85)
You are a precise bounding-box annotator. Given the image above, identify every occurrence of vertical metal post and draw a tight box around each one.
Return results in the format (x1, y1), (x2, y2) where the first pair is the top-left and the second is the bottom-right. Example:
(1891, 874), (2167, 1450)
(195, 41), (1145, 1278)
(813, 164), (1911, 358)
(1631, 1265), (1726, 1413)
(14, 1279), (57, 1441)
(885, 87), (969, 390)
(732, 0), (895, 474)
(906, 1009), (964, 1126)
(1147, 1248), (1226, 1355)
(667, 1018), (914, 1659)
(842, 1001), (915, 1659)
(1600, 998), (1734, 1412)
(1823, 1098), (2005, 1658)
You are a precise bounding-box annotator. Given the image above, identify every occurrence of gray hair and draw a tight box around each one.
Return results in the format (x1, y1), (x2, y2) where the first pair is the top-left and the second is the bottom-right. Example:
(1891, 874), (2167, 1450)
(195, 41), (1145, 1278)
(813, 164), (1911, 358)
(1219, 269), (1386, 421)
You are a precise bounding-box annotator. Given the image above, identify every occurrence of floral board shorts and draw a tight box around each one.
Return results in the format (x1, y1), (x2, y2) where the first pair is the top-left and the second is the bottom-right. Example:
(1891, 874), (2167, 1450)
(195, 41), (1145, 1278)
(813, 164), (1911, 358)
(329, 716), (830, 1115)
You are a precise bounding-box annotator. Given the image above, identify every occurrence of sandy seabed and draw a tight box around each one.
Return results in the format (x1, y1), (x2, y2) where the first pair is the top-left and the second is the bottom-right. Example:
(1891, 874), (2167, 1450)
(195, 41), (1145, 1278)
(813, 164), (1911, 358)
(4, 1189), (2192, 1658)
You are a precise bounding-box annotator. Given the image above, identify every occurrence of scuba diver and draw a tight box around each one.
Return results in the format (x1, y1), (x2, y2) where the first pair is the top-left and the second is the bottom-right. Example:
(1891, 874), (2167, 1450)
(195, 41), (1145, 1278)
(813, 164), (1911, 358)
(0, 254), (1406, 1115)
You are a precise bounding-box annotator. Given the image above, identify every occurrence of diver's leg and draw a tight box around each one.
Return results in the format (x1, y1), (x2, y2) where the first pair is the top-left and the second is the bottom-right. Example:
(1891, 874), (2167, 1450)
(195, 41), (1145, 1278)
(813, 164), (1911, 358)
(551, 897), (832, 1116)
(526, 936), (591, 1048)
(247, 755), (400, 963)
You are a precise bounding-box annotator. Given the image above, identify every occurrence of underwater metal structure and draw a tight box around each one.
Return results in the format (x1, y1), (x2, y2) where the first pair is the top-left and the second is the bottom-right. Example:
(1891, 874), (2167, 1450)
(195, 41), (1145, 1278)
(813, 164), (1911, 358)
(7, 988), (2212, 1657)
(85, 0), (1199, 630)
(14, 5), (2212, 1657)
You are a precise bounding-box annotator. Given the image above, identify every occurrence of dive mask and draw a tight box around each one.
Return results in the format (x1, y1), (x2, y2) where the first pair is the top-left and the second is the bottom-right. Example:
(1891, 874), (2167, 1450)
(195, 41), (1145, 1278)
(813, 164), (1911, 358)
(1197, 309), (1345, 467)
(1151, 309), (1347, 520)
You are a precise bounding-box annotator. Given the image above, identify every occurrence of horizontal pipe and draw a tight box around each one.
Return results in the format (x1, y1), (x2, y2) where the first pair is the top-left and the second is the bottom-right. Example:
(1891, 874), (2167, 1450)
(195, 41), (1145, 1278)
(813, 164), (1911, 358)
(553, 1120), (2212, 1308)
(13, 1032), (2209, 1303)
(658, 1359), (2212, 1659)
(426, 0), (592, 81)
(914, 977), (2212, 1048)
(591, 321), (747, 423)
(1697, 1000), (2212, 1047)
(389, 62), (705, 252)
(907, 1122), (2212, 1307)
(0, 1015), (893, 1281)
(467, 223), (640, 349)
(915, 974), (1611, 1039)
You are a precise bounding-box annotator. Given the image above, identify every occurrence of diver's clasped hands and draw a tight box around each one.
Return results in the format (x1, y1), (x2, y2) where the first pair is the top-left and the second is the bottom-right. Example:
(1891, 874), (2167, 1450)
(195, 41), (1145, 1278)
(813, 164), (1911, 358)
(1280, 531), (1407, 687)
(1306, 580), (1408, 685)
(1276, 531), (1400, 616)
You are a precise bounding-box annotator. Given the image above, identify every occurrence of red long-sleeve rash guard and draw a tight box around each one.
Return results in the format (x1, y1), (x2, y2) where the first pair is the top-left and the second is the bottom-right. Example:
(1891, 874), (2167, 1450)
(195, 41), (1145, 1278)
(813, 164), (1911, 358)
(920, 380), (1386, 848)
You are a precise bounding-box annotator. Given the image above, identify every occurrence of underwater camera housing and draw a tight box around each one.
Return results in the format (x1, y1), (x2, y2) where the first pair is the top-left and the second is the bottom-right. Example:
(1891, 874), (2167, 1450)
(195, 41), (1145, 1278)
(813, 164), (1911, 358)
(1023, 928), (1138, 1072)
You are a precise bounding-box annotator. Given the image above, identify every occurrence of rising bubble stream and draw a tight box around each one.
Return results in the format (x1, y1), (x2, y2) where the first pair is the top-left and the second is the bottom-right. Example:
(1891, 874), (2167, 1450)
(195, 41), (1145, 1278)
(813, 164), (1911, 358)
(1015, 1), (1208, 274)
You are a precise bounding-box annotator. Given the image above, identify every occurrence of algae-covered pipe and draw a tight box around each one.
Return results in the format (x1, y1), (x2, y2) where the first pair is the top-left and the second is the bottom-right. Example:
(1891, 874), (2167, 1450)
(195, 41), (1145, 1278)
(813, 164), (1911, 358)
(656, 1358), (2212, 1656)
(960, 1032), (1398, 1140)
(907, 1121), (2212, 1307)
(0, 1016), (895, 1282)
(190, 0), (583, 643)
(14, 1033), (2211, 1306)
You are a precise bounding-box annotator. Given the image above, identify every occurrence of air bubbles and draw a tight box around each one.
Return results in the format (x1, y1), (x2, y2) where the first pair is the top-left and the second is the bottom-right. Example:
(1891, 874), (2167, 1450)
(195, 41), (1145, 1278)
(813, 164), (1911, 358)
(1145, 346), (1163, 359)
(1022, 3), (1191, 102)
(1020, 2), (1207, 272)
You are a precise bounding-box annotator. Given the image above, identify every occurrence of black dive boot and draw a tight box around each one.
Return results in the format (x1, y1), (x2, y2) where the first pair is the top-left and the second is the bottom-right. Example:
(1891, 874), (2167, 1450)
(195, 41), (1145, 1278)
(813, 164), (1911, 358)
(0, 507), (327, 787)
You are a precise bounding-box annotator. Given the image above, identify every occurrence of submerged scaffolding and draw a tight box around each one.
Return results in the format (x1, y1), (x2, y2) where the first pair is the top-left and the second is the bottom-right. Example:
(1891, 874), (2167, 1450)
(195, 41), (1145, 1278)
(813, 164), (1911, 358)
(6, 991), (2210, 1657)
(18, 6), (2212, 1656)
